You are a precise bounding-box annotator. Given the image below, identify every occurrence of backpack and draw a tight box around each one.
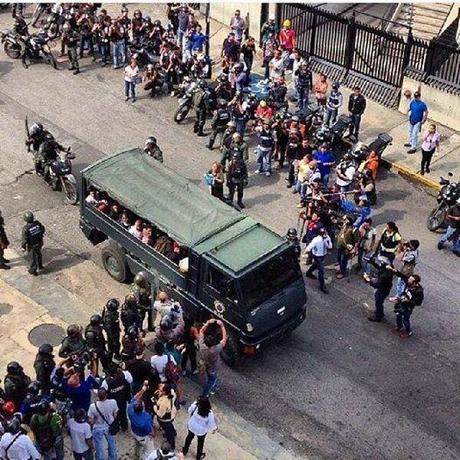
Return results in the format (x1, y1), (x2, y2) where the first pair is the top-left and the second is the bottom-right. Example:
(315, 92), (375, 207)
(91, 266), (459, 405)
(35, 414), (56, 451)
(165, 354), (181, 384)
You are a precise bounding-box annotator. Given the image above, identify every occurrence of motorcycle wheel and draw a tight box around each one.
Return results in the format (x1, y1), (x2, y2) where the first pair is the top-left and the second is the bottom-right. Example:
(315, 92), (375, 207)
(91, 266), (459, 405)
(174, 105), (190, 123)
(62, 177), (78, 205)
(426, 205), (446, 232)
(4, 41), (22, 59)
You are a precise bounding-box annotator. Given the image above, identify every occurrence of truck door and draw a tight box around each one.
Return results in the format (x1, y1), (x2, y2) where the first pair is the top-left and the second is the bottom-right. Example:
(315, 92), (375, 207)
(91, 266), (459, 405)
(200, 263), (242, 324)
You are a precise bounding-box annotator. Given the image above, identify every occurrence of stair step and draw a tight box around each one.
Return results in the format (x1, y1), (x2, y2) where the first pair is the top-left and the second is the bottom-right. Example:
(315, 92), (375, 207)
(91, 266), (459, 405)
(399, 6), (450, 20)
(412, 3), (452, 13)
(399, 13), (446, 26)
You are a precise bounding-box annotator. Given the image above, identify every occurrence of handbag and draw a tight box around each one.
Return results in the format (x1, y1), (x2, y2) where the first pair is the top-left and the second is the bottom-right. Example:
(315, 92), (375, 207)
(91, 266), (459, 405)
(95, 402), (119, 436)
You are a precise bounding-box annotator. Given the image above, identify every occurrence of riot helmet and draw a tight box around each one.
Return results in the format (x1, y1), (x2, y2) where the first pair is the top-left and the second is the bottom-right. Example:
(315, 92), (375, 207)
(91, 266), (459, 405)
(90, 314), (102, 326)
(106, 298), (120, 311)
(23, 211), (34, 223)
(6, 361), (23, 375)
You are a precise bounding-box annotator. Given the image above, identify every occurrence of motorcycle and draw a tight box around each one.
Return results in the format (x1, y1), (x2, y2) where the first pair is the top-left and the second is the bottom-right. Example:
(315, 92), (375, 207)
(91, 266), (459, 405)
(130, 38), (160, 68)
(1, 29), (57, 68)
(349, 132), (393, 169)
(46, 149), (78, 205)
(173, 80), (217, 123)
(427, 173), (460, 231)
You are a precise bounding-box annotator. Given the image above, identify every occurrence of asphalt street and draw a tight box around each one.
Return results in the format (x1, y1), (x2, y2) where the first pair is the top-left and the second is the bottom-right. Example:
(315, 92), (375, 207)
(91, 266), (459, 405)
(0, 10), (459, 460)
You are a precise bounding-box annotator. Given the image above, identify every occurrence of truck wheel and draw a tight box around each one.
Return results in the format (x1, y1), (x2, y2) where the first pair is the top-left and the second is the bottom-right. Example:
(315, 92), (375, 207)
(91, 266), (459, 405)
(220, 332), (241, 368)
(102, 242), (128, 283)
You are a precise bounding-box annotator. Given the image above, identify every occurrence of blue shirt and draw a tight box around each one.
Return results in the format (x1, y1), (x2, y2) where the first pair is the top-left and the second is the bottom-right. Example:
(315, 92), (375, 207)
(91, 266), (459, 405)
(409, 99), (427, 124)
(313, 150), (336, 176)
(191, 32), (207, 51)
(63, 375), (96, 412)
(128, 398), (153, 437)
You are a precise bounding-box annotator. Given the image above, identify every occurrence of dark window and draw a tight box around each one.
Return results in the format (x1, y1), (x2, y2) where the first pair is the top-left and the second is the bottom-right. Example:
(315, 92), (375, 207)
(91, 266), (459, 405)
(207, 266), (237, 301)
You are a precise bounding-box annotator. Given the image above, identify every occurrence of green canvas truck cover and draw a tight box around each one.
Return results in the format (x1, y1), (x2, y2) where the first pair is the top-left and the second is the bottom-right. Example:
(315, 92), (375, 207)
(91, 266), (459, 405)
(81, 148), (246, 247)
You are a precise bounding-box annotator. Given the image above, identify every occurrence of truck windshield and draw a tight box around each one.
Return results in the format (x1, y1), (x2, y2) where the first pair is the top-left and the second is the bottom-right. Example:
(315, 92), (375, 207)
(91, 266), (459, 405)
(240, 250), (301, 311)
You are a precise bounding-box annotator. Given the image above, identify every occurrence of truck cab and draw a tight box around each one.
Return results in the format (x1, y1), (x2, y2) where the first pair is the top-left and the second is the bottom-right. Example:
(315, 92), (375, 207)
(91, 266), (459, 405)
(79, 149), (307, 365)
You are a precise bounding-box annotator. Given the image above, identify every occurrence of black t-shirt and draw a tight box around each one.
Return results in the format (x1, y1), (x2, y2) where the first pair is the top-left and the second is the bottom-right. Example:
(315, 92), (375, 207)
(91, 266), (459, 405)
(126, 358), (152, 384)
(447, 204), (460, 229)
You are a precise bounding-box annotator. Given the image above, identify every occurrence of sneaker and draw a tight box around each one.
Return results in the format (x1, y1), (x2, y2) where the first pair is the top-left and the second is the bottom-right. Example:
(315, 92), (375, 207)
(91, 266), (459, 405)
(388, 296), (399, 303)
(399, 331), (413, 339)
(125, 97), (129, 101)
(254, 170), (261, 174)
(367, 315), (382, 322)
(437, 241), (444, 250)
(191, 369), (199, 376)
(404, 143), (411, 147)
(320, 286), (329, 294)
(265, 171), (271, 177)
(132, 98), (136, 103)
(407, 149), (416, 154)
(237, 202), (245, 209)
(426, 168), (430, 173)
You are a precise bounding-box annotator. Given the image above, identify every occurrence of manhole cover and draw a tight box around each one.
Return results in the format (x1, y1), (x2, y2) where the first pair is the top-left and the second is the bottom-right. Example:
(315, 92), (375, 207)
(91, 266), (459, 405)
(0, 303), (13, 316)
(28, 323), (66, 347)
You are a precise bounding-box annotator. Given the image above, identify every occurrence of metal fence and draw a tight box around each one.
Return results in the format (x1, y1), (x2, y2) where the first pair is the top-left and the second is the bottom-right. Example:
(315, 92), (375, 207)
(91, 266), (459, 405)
(277, 4), (460, 105)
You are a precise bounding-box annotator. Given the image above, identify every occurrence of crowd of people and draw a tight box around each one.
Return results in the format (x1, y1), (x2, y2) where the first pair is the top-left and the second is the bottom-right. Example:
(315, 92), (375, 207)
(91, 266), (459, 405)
(0, 259), (226, 459)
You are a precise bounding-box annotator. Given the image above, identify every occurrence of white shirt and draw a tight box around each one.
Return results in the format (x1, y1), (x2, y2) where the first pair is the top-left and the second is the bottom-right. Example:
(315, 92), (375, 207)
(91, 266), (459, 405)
(306, 235), (332, 257)
(124, 65), (139, 82)
(67, 418), (92, 454)
(187, 402), (218, 436)
(0, 432), (40, 460)
(88, 399), (118, 428)
(101, 370), (133, 390)
(151, 354), (176, 383)
(336, 165), (356, 187)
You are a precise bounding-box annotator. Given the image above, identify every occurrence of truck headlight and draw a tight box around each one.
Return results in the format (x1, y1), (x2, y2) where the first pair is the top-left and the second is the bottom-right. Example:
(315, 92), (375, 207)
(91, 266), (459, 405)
(246, 323), (254, 332)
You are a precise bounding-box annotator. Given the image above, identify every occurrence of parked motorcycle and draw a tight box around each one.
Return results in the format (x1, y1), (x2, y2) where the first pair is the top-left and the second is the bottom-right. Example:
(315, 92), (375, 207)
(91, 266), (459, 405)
(173, 80), (216, 123)
(349, 132), (393, 169)
(427, 173), (460, 231)
(130, 38), (160, 68)
(45, 149), (78, 205)
(1, 29), (57, 68)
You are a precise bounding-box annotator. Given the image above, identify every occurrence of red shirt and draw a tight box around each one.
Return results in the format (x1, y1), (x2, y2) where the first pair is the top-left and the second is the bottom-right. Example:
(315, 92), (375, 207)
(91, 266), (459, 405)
(279, 28), (296, 51)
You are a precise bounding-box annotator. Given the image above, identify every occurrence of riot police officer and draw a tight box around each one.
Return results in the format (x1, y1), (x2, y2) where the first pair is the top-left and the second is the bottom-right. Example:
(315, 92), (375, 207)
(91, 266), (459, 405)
(62, 20), (80, 74)
(33, 343), (55, 395)
(38, 133), (69, 181)
(121, 293), (142, 333)
(221, 133), (249, 172)
(103, 363), (131, 431)
(221, 120), (237, 152)
(130, 271), (153, 331)
(286, 228), (301, 260)
(85, 314), (108, 372)
(102, 298), (121, 361)
(192, 80), (208, 137)
(58, 324), (87, 358)
(226, 152), (248, 209)
(26, 122), (51, 174)
(144, 137), (164, 163)
(21, 211), (45, 276)
(206, 101), (231, 151)
(4, 361), (31, 410)
(20, 381), (43, 424)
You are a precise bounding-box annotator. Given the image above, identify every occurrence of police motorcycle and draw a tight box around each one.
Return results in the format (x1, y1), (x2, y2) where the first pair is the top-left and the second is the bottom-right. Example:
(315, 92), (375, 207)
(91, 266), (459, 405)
(47, 148), (78, 205)
(313, 114), (352, 148)
(130, 37), (160, 69)
(174, 79), (217, 123)
(427, 173), (460, 231)
(348, 132), (393, 169)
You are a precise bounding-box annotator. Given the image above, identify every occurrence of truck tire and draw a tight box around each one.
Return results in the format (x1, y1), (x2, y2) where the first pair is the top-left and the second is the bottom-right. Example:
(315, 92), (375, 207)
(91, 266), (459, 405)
(220, 331), (241, 368)
(102, 242), (128, 283)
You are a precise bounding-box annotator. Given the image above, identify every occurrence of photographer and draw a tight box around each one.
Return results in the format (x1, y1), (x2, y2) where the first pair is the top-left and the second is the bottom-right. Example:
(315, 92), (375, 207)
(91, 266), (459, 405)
(305, 228), (332, 294)
(364, 256), (395, 322)
(335, 154), (356, 193)
(388, 271), (424, 338)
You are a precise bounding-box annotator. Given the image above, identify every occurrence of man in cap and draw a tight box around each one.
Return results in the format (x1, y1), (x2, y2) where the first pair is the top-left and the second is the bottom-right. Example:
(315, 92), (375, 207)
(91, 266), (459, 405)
(21, 211), (45, 276)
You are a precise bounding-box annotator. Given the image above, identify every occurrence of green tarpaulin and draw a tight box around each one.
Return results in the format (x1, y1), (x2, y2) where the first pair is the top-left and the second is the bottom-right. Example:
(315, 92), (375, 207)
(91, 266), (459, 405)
(82, 148), (245, 247)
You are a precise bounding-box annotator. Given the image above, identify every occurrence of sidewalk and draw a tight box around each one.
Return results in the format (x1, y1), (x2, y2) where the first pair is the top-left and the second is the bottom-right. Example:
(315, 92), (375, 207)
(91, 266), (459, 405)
(0, 249), (301, 460)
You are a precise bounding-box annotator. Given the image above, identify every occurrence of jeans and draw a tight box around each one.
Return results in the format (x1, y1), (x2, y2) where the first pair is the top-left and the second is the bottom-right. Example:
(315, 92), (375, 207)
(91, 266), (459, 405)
(297, 86), (309, 111)
(349, 113), (362, 138)
(235, 119), (246, 137)
(73, 450), (94, 460)
(79, 35), (94, 57)
(374, 286), (392, 320)
(439, 225), (460, 251)
(98, 42), (110, 63)
(183, 430), (206, 459)
(93, 427), (117, 460)
(324, 107), (338, 127)
(408, 121), (421, 149)
(357, 247), (372, 274)
(321, 173), (330, 187)
(337, 248), (349, 276)
(396, 276), (407, 297)
(309, 255), (326, 289)
(112, 39), (125, 68)
(256, 147), (272, 173)
(202, 370), (217, 397)
(294, 180), (308, 200)
(124, 80), (136, 100)
(396, 307), (413, 332)
(158, 420), (177, 450)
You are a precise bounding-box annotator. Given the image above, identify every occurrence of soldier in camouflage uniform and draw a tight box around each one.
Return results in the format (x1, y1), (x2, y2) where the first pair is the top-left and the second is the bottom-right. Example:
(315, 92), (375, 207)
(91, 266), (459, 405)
(130, 271), (153, 332)
(102, 299), (121, 361)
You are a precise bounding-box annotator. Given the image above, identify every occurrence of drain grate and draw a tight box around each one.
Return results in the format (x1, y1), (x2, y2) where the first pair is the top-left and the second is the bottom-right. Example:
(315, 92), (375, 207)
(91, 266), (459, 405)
(28, 323), (66, 347)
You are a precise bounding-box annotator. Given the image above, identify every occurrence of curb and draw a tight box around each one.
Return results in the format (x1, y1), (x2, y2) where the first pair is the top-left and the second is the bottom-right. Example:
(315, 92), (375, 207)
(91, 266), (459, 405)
(381, 158), (441, 191)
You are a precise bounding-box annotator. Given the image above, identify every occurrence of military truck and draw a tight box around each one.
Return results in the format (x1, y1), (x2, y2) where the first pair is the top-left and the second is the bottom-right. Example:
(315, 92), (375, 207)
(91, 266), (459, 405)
(79, 149), (307, 365)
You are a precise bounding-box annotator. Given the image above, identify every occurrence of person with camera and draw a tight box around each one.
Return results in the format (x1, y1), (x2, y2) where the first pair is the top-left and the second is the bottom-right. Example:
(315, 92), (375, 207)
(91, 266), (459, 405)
(335, 153), (356, 193)
(127, 380), (155, 459)
(387, 271), (424, 338)
(88, 388), (118, 460)
(305, 228), (333, 294)
(364, 256), (395, 322)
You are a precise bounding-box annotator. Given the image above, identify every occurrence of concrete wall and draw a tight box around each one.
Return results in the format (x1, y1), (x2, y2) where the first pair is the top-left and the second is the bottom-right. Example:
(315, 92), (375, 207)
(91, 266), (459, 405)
(400, 77), (460, 131)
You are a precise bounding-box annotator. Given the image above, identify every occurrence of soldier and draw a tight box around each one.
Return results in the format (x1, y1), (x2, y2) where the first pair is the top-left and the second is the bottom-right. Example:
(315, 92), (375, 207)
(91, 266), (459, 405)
(206, 101), (231, 151)
(226, 151), (248, 209)
(84, 314), (109, 372)
(25, 122), (51, 175)
(221, 120), (237, 153)
(33, 343), (55, 395)
(121, 293), (142, 333)
(0, 210), (11, 270)
(130, 271), (153, 332)
(4, 361), (31, 410)
(62, 20), (80, 75)
(192, 80), (208, 137)
(21, 211), (45, 276)
(144, 137), (164, 163)
(221, 132), (248, 172)
(58, 324), (87, 358)
(121, 326), (144, 362)
(102, 298), (121, 361)
(20, 381), (43, 424)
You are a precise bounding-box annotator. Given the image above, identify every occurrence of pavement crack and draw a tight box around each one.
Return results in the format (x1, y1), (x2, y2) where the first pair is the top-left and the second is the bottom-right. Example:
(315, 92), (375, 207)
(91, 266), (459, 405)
(0, 169), (34, 187)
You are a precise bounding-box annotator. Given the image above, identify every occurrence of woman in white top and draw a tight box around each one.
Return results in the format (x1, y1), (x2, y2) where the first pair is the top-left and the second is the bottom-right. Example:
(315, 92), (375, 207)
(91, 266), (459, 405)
(150, 341), (176, 383)
(181, 396), (217, 460)
(124, 57), (140, 103)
